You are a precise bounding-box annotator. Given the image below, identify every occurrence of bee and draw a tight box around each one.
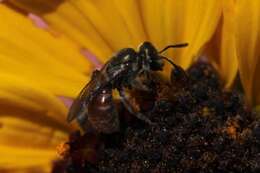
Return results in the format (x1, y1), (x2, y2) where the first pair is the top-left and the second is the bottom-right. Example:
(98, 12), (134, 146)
(67, 42), (188, 134)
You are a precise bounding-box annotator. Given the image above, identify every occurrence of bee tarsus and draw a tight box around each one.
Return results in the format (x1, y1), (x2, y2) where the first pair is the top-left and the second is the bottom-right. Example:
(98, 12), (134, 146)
(118, 88), (155, 125)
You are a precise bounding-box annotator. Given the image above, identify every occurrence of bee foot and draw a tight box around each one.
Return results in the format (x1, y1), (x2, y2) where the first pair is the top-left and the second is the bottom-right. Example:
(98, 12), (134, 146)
(136, 113), (156, 126)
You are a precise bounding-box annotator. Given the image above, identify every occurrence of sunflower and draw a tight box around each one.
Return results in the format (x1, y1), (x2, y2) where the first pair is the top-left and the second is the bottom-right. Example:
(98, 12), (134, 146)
(0, 0), (259, 172)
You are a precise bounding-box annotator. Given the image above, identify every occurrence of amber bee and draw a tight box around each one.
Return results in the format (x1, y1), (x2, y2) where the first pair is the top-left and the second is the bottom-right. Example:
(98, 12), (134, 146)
(67, 42), (188, 134)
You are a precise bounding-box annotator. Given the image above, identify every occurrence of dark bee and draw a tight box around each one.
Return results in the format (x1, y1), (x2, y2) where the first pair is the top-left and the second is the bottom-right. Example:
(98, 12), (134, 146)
(67, 42), (188, 134)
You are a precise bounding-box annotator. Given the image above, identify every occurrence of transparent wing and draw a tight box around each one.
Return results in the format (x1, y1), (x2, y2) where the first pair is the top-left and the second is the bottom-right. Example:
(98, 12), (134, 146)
(67, 52), (137, 123)
(67, 70), (103, 122)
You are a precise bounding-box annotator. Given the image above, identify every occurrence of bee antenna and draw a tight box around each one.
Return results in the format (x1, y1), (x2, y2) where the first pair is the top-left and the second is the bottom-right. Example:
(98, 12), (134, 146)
(159, 43), (188, 54)
(161, 56), (178, 68)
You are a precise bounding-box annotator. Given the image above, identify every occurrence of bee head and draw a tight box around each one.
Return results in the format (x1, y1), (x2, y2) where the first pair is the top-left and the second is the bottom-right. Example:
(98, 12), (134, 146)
(138, 42), (164, 71)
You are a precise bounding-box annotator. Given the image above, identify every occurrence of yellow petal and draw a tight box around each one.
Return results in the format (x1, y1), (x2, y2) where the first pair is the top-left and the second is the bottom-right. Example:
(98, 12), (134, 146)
(0, 4), (90, 97)
(0, 73), (76, 131)
(8, 0), (114, 62)
(8, 0), (221, 69)
(0, 117), (67, 149)
(9, 0), (148, 58)
(113, 0), (148, 46)
(139, 0), (222, 69)
(203, 0), (238, 89)
(68, 0), (141, 50)
(0, 76), (70, 172)
(235, 0), (260, 106)
(0, 144), (57, 173)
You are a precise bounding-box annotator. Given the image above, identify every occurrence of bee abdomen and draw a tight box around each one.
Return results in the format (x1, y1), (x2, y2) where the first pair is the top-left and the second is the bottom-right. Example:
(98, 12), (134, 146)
(87, 88), (119, 133)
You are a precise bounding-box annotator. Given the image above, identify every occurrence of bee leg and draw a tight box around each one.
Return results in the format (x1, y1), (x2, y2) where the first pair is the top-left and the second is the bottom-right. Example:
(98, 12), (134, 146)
(118, 88), (155, 125)
(131, 71), (152, 91)
(170, 63), (189, 87)
(131, 79), (150, 91)
(161, 56), (189, 87)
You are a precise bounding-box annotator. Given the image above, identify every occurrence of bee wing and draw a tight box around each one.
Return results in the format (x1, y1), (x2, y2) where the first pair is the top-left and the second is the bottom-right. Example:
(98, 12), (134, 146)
(67, 70), (103, 122)
(67, 50), (138, 123)
(67, 84), (89, 122)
